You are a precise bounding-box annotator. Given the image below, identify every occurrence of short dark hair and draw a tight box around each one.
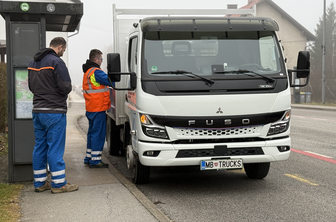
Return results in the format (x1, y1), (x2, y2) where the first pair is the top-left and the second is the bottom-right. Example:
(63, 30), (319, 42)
(89, 49), (103, 61)
(49, 37), (67, 48)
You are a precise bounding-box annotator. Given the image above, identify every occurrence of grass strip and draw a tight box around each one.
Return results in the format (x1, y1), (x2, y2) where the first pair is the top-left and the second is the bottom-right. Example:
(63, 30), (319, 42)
(0, 183), (24, 222)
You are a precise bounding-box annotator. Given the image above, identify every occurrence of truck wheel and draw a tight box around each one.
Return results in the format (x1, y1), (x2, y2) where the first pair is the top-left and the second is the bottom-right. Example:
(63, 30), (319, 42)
(106, 117), (122, 156)
(126, 145), (134, 170)
(132, 157), (150, 184)
(244, 162), (270, 179)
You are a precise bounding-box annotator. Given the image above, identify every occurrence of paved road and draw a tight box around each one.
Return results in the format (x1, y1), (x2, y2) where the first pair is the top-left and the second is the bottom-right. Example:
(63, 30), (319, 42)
(81, 108), (336, 221)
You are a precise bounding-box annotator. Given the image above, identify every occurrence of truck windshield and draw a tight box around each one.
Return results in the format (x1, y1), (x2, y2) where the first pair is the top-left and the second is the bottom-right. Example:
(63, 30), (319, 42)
(142, 31), (283, 80)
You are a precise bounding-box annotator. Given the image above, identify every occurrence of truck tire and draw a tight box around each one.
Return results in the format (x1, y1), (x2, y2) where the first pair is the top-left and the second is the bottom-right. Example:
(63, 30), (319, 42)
(106, 117), (122, 156)
(132, 157), (150, 184)
(244, 162), (270, 179)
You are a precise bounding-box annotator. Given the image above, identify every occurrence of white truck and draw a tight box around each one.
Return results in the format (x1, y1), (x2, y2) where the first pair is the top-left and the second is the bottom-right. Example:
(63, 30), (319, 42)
(106, 5), (310, 184)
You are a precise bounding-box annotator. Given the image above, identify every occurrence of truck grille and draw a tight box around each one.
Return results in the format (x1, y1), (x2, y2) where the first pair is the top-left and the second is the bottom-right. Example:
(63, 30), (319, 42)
(174, 125), (262, 138)
(176, 147), (264, 158)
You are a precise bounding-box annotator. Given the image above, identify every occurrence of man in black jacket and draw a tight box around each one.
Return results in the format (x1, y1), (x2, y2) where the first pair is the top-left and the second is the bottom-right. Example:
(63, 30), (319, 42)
(28, 37), (78, 194)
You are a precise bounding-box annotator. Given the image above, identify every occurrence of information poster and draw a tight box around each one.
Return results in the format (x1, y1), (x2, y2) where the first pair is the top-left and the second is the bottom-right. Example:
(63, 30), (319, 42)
(15, 69), (33, 119)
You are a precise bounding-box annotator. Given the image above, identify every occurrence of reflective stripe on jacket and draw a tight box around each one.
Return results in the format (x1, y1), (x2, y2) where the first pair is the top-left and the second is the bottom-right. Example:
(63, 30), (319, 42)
(82, 67), (111, 112)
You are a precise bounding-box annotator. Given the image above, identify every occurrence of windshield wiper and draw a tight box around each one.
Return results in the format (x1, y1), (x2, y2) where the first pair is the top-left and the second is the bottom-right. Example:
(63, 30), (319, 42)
(152, 70), (214, 86)
(215, 69), (275, 83)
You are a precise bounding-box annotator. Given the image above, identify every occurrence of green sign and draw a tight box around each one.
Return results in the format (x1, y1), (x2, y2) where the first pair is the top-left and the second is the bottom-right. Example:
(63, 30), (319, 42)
(20, 3), (29, 12)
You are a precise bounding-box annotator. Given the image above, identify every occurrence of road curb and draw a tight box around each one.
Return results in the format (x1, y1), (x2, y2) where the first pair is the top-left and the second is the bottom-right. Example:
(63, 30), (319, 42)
(107, 163), (172, 222)
(291, 104), (336, 112)
(74, 114), (172, 222)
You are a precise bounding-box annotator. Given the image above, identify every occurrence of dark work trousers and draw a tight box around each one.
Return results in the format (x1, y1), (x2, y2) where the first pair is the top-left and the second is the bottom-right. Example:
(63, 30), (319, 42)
(84, 111), (106, 165)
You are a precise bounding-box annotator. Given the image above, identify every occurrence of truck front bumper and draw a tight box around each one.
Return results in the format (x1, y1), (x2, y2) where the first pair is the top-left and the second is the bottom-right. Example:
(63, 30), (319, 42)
(137, 137), (290, 166)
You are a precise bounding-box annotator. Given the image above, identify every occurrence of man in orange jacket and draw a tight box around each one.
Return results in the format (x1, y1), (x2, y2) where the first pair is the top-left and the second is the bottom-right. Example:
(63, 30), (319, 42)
(82, 49), (111, 168)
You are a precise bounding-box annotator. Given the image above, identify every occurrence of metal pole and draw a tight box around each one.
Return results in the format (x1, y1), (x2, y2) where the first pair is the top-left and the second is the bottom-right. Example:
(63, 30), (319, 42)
(322, 0), (326, 104)
(112, 4), (118, 53)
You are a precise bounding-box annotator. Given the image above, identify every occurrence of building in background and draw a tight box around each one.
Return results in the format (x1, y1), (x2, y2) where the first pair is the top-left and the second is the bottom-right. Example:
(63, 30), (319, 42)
(229, 0), (316, 70)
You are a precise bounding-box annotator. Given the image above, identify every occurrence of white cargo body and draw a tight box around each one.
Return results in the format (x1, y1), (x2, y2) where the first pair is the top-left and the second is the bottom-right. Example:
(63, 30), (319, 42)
(106, 5), (310, 184)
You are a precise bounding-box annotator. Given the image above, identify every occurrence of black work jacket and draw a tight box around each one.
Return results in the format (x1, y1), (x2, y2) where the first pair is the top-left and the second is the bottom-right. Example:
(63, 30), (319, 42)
(28, 48), (72, 114)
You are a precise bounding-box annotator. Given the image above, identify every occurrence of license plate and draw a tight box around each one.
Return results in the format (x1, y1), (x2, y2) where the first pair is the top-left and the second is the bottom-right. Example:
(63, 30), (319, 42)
(200, 159), (243, 170)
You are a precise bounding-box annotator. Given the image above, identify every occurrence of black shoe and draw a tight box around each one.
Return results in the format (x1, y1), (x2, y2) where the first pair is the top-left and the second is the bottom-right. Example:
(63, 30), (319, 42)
(89, 162), (109, 168)
(84, 162), (89, 165)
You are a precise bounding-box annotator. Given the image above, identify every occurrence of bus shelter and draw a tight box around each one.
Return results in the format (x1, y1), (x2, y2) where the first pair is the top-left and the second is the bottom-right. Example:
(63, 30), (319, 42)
(0, 1), (83, 182)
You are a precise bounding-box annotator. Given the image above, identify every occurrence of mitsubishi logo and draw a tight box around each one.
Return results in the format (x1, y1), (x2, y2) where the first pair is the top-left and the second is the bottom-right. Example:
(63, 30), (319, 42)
(216, 107), (223, 114)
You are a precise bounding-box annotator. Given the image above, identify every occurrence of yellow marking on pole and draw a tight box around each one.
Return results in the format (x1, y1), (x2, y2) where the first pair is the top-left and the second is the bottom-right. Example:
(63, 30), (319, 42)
(284, 174), (319, 186)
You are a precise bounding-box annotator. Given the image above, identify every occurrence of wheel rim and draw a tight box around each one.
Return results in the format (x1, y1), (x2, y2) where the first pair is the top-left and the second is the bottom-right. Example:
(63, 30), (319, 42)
(126, 145), (134, 169)
(126, 148), (131, 169)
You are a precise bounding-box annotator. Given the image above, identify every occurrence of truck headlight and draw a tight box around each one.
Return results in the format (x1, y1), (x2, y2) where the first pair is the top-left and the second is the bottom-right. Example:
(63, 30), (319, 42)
(140, 114), (169, 139)
(267, 110), (290, 136)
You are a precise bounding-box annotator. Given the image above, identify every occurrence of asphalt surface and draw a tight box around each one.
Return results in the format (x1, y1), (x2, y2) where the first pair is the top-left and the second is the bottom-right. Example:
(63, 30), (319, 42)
(18, 92), (170, 222)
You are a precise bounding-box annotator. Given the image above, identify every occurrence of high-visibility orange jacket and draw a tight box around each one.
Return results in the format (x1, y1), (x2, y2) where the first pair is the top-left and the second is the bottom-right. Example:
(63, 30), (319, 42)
(82, 67), (111, 112)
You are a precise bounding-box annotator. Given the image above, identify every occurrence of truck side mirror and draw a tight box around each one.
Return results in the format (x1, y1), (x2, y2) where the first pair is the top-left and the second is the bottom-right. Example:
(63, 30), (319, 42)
(296, 51), (310, 78)
(107, 53), (137, 90)
(107, 53), (121, 82)
(288, 51), (310, 87)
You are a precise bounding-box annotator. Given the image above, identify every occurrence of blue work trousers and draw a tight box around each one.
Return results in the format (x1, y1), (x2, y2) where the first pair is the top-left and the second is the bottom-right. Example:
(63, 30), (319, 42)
(32, 113), (67, 188)
(84, 111), (106, 165)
